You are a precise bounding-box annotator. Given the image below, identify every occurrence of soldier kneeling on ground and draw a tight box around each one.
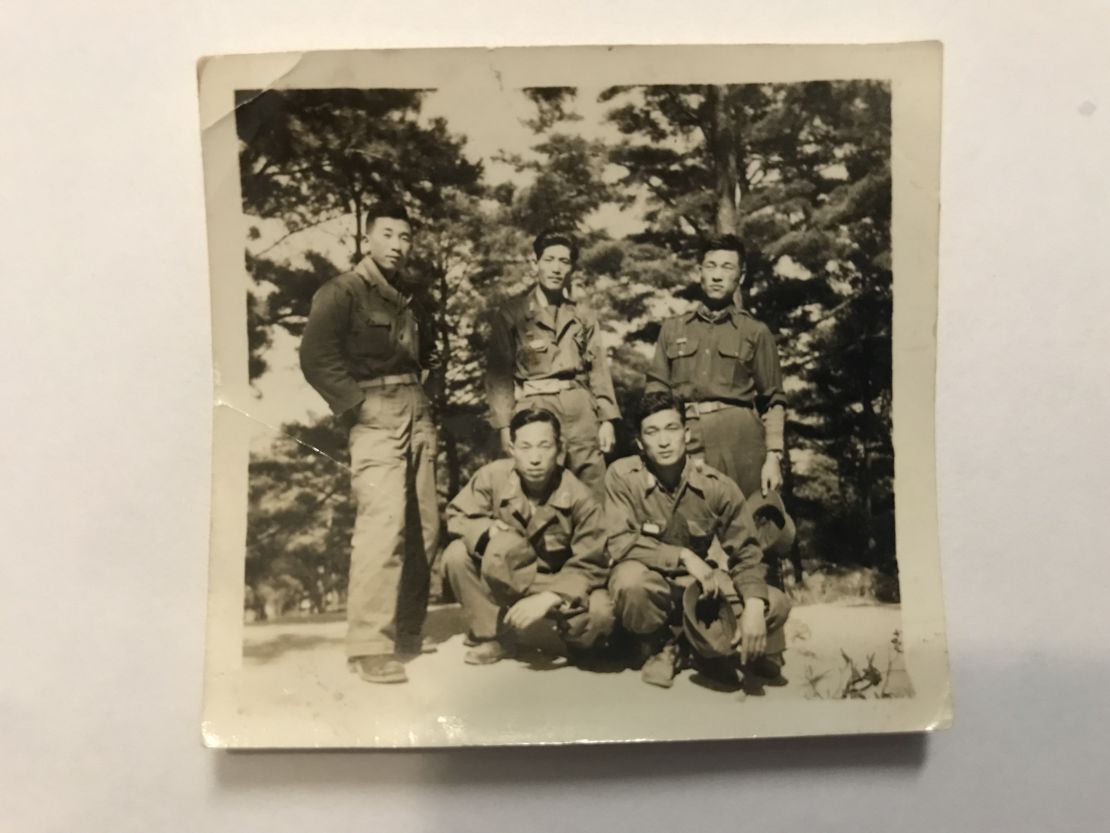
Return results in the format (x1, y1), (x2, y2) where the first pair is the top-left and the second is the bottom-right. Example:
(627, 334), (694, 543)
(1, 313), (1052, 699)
(442, 407), (615, 666)
(603, 390), (792, 689)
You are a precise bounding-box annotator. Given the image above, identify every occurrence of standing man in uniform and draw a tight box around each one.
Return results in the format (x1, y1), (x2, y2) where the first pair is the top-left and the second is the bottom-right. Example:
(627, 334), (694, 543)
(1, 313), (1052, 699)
(604, 391), (791, 688)
(486, 231), (620, 495)
(299, 202), (439, 685)
(442, 407), (613, 665)
(646, 234), (786, 499)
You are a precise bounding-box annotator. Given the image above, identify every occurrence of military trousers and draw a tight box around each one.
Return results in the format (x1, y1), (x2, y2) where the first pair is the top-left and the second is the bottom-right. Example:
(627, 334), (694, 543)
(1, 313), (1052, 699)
(517, 386), (605, 496)
(608, 559), (791, 656)
(346, 383), (439, 658)
(687, 404), (766, 499)
(442, 538), (615, 651)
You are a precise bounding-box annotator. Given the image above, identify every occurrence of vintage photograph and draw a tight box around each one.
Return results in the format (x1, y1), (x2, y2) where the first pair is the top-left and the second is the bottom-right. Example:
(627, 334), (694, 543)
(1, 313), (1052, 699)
(199, 45), (948, 747)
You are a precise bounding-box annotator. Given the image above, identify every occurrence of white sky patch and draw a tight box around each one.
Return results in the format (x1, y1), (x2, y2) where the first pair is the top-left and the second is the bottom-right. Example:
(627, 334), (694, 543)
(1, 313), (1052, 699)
(251, 328), (331, 427)
(774, 255), (813, 280)
(247, 214), (358, 269)
(799, 302), (826, 320)
(422, 84), (628, 187)
(586, 201), (646, 239)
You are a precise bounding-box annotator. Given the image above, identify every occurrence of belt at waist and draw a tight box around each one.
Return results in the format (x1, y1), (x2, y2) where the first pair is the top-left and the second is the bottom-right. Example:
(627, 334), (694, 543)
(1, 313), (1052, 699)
(515, 377), (583, 397)
(358, 373), (420, 390)
(685, 399), (755, 416)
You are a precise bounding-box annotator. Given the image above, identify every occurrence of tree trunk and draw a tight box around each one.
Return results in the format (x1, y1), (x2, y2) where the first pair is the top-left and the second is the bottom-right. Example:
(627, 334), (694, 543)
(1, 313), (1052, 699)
(705, 85), (739, 235)
(705, 85), (748, 308)
(352, 195), (363, 262)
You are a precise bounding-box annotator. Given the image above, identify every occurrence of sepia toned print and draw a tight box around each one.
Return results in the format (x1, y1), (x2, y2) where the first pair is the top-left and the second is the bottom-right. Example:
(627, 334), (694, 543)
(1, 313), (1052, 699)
(199, 44), (948, 747)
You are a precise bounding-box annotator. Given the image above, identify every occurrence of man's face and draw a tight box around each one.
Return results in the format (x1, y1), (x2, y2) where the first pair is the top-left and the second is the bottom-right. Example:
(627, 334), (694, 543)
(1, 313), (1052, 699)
(638, 408), (688, 468)
(534, 244), (574, 294)
(366, 217), (412, 274)
(699, 248), (742, 302)
(510, 420), (561, 488)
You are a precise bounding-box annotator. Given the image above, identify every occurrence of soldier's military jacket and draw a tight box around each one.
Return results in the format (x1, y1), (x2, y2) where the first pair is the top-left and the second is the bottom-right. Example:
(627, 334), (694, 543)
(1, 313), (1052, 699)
(645, 304), (786, 442)
(446, 458), (609, 606)
(603, 454), (769, 603)
(299, 256), (437, 416)
(486, 285), (620, 430)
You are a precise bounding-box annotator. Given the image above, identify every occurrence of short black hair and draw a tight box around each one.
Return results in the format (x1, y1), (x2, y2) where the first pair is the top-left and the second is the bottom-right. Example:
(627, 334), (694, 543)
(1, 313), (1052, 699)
(634, 390), (687, 431)
(509, 406), (562, 442)
(698, 234), (745, 266)
(365, 200), (411, 227)
(532, 231), (579, 265)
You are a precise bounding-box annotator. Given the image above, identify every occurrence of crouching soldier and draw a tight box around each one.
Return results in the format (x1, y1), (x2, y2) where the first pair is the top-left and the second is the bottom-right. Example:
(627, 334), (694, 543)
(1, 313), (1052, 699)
(604, 391), (791, 688)
(442, 407), (615, 665)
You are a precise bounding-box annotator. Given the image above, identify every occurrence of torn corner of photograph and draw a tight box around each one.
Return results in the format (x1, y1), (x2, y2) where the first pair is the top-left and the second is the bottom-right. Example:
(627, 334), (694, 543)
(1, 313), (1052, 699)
(198, 42), (948, 750)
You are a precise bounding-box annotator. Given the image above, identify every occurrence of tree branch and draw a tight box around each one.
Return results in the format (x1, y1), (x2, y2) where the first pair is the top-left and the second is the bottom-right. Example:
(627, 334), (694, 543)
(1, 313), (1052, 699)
(251, 214), (347, 257)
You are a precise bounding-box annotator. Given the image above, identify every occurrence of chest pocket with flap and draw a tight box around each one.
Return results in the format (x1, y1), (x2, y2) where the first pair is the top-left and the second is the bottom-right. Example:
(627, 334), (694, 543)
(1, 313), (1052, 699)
(518, 326), (555, 373)
(352, 306), (395, 359)
(664, 334), (699, 383)
(536, 517), (572, 572)
(716, 332), (756, 386)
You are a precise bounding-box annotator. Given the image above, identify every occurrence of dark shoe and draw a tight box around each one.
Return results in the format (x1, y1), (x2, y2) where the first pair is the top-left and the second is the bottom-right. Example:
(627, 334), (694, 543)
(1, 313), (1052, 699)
(743, 652), (787, 684)
(395, 636), (438, 659)
(348, 654), (407, 684)
(641, 641), (680, 688)
(691, 654), (742, 691)
(464, 639), (513, 666)
(565, 644), (627, 674)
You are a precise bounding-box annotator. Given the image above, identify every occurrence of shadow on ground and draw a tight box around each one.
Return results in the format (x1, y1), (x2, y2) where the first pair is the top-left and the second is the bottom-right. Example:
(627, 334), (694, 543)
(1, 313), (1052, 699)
(243, 633), (339, 662)
(244, 605), (468, 663)
(423, 605), (467, 645)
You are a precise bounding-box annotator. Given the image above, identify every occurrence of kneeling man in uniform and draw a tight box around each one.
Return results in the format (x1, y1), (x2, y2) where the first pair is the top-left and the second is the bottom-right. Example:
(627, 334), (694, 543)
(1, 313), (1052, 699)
(604, 390), (791, 688)
(443, 407), (614, 665)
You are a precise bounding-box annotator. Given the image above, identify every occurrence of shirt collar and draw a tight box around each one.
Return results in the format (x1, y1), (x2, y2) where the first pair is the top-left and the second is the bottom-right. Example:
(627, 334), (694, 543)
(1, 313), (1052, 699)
(355, 256), (407, 307)
(530, 283), (574, 311)
(694, 301), (741, 324)
(548, 471), (574, 510)
(499, 467), (572, 510)
(641, 455), (710, 500)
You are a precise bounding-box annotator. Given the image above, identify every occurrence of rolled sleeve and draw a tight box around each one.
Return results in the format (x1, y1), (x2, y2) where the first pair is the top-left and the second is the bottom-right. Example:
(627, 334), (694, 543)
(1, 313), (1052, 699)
(761, 404), (785, 453)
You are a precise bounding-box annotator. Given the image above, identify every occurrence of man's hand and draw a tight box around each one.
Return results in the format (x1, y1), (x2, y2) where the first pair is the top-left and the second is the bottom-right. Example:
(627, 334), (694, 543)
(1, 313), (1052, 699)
(736, 598), (768, 664)
(680, 550), (721, 597)
(703, 570), (733, 599)
(499, 427), (513, 456)
(760, 452), (783, 496)
(504, 591), (563, 631)
(597, 421), (616, 455)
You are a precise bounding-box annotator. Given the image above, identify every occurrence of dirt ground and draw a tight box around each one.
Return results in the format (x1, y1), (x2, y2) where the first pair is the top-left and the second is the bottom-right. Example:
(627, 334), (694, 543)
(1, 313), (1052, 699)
(210, 601), (912, 747)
